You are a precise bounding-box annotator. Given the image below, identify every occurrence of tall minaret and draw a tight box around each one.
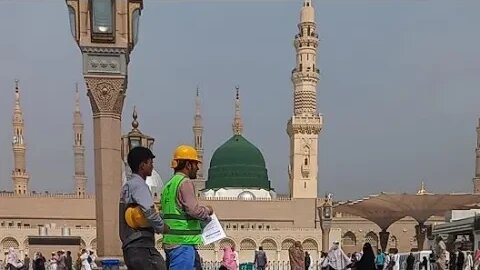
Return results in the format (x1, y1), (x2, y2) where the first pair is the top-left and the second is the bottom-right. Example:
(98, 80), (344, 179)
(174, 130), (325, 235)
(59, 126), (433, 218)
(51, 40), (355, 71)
(286, 0), (323, 199)
(11, 80), (29, 195)
(473, 119), (480, 193)
(73, 83), (87, 196)
(232, 86), (243, 135)
(192, 87), (206, 192)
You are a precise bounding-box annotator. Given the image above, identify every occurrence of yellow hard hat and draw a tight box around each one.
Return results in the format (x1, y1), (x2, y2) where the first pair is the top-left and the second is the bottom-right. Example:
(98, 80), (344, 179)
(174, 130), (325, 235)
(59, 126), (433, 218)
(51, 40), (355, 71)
(170, 145), (201, 168)
(124, 206), (150, 229)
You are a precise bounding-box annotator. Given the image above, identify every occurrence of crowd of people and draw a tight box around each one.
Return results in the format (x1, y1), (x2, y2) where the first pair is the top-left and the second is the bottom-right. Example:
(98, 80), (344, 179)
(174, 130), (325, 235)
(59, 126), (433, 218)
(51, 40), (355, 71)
(1, 248), (98, 270)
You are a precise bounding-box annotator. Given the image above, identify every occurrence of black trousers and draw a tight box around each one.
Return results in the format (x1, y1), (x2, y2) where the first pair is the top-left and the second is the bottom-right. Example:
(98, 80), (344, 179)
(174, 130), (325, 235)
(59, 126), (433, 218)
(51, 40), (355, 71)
(123, 247), (167, 270)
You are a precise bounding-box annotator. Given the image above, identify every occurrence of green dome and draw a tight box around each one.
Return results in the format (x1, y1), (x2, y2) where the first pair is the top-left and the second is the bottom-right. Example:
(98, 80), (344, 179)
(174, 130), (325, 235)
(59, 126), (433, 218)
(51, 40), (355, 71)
(206, 135), (271, 190)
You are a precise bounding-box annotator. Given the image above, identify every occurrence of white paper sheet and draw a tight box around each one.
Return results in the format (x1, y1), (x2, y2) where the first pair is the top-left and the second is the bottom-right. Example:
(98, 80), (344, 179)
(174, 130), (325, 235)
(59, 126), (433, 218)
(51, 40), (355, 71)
(201, 214), (227, 245)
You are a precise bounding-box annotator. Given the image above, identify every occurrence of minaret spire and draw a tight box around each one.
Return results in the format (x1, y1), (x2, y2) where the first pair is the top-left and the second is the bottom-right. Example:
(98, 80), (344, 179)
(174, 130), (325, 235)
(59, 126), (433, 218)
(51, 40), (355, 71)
(192, 86), (205, 191)
(232, 86), (243, 135)
(287, 0), (322, 199)
(14, 80), (21, 112)
(474, 118), (480, 193)
(12, 79), (29, 195)
(75, 82), (81, 113)
(73, 83), (87, 196)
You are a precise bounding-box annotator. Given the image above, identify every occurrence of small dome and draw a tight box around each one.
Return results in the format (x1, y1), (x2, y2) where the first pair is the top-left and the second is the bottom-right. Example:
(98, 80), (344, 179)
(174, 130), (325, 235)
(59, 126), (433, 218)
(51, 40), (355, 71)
(206, 135), (271, 190)
(146, 169), (163, 196)
(122, 161), (163, 196)
(238, 191), (256, 200)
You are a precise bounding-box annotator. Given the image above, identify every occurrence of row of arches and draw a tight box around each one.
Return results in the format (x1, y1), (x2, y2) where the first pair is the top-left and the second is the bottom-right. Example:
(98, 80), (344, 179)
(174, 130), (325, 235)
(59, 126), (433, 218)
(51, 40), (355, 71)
(341, 231), (399, 252)
(155, 238), (319, 251)
(156, 237), (321, 262)
(1, 237), (97, 252)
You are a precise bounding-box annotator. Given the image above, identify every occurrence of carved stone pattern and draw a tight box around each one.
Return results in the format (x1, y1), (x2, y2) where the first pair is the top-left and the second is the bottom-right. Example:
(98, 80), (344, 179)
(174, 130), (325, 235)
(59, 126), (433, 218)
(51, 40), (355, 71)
(290, 124), (321, 135)
(86, 55), (122, 74)
(85, 78), (126, 116)
(81, 47), (128, 55)
(291, 72), (319, 83)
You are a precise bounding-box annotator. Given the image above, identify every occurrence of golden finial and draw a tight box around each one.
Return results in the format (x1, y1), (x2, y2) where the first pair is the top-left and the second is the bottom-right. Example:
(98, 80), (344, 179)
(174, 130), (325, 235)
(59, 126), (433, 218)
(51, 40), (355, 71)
(132, 106), (139, 129)
(232, 85), (243, 135)
(417, 181), (427, 195)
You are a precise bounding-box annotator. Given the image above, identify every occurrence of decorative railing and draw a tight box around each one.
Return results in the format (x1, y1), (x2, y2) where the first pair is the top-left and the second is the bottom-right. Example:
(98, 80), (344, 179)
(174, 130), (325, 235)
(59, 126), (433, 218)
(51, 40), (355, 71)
(0, 192), (95, 199)
(199, 197), (292, 201)
(202, 261), (324, 270)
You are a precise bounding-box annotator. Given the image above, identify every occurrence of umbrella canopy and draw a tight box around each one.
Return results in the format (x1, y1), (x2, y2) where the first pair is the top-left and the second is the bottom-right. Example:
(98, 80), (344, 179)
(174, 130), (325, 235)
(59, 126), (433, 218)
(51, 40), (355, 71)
(334, 192), (480, 229)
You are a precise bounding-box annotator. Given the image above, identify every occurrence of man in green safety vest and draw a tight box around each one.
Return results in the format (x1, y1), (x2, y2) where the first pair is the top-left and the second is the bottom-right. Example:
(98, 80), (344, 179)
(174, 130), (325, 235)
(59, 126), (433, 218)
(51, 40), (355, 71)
(161, 145), (213, 270)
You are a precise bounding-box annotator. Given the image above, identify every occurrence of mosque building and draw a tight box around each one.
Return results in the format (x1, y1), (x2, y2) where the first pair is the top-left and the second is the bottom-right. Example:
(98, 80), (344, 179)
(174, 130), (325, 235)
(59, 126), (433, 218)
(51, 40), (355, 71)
(0, 0), (450, 263)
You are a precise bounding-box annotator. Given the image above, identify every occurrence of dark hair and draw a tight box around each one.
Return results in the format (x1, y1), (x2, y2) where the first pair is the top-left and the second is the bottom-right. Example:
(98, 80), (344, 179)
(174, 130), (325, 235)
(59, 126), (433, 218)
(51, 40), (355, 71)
(259, 246), (263, 251)
(67, 251), (71, 255)
(127, 147), (155, 173)
(174, 160), (188, 172)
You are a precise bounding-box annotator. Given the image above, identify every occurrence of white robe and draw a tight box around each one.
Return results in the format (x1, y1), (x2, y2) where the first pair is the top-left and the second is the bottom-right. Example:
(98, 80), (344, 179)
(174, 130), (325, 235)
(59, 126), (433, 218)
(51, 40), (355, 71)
(465, 254), (474, 270)
(7, 248), (23, 269)
(392, 254), (400, 270)
(80, 253), (91, 270)
(323, 247), (351, 270)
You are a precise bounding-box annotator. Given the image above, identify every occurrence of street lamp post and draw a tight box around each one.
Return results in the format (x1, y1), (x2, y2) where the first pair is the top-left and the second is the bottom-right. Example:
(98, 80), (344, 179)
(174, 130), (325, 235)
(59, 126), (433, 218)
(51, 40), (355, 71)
(121, 106), (155, 161)
(65, 0), (144, 258)
(319, 193), (333, 252)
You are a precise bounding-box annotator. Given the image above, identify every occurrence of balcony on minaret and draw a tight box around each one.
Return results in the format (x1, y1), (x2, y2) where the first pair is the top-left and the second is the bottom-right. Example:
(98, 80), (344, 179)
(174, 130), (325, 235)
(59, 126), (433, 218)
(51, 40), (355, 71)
(291, 67), (320, 82)
(287, 114), (323, 136)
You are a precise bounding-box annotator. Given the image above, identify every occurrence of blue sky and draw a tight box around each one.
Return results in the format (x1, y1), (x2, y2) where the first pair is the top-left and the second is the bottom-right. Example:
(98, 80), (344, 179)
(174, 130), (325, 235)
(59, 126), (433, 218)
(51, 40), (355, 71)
(0, 0), (479, 200)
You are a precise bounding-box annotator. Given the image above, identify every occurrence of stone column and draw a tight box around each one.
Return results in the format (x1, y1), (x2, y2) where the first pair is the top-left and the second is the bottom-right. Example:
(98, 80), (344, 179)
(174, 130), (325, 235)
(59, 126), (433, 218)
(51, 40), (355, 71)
(319, 195), (333, 252)
(379, 229), (390, 252)
(85, 76), (126, 258)
(415, 222), (427, 251)
(321, 228), (331, 252)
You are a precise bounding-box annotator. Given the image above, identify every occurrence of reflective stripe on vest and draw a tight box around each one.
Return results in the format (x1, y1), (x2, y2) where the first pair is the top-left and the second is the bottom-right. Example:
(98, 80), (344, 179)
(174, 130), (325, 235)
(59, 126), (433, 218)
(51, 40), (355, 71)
(161, 174), (203, 245)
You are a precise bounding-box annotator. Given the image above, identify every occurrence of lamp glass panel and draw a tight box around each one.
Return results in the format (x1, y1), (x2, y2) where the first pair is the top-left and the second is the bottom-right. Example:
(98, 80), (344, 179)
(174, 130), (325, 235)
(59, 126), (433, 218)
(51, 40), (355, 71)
(92, 0), (113, 34)
(132, 9), (141, 46)
(68, 6), (76, 38)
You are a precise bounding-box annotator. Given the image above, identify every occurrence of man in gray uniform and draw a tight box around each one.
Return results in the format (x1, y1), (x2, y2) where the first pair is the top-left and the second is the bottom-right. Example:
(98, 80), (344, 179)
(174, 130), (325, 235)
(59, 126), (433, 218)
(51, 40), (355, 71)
(119, 146), (168, 270)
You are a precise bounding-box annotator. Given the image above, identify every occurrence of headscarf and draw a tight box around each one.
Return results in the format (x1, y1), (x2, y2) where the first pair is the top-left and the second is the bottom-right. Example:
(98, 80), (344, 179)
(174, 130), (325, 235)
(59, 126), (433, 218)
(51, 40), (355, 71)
(324, 241), (351, 270)
(7, 248), (22, 268)
(222, 246), (237, 270)
(289, 241), (305, 270)
(356, 243), (376, 270)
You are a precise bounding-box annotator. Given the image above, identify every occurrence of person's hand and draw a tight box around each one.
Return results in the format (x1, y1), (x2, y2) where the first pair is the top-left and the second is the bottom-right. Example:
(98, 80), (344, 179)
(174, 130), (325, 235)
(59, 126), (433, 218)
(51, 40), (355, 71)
(206, 205), (214, 215)
(162, 224), (170, 234)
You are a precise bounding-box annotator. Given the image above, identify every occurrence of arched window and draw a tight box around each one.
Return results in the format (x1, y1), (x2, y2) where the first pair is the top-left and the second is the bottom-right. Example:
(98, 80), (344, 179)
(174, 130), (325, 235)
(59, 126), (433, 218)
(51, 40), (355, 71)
(261, 239), (277, 250)
(342, 231), (356, 246)
(240, 239), (256, 250)
(90, 239), (97, 250)
(219, 238), (236, 249)
(365, 232), (379, 248)
(281, 239), (295, 250)
(389, 236), (398, 249)
(1, 237), (19, 250)
(302, 239), (318, 251)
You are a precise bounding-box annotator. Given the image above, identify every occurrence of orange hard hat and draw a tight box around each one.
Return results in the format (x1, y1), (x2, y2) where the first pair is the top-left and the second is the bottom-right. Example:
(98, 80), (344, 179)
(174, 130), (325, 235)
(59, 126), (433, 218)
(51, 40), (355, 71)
(170, 145), (201, 168)
(124, 206), (150, 229)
